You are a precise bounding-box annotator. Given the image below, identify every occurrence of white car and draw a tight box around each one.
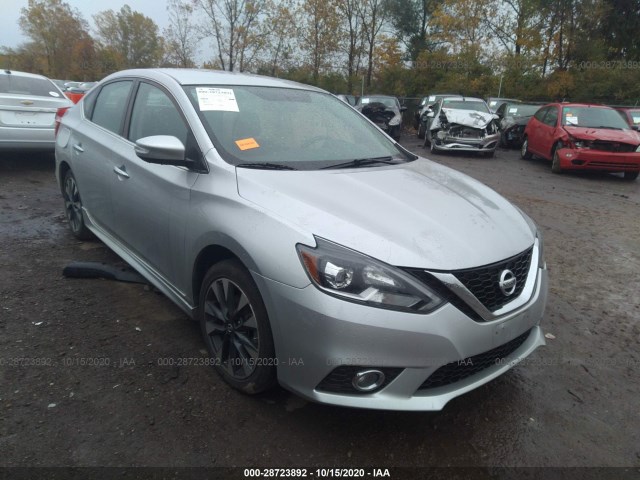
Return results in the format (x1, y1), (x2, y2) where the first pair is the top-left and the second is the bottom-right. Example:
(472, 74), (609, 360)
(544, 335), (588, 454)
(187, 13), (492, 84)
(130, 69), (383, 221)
(0, 70), (72, 151)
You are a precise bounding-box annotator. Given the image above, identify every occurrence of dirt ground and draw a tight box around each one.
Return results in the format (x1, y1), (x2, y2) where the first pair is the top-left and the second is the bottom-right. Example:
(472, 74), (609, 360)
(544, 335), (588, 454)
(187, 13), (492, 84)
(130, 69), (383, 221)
(1, 138), (639, 474)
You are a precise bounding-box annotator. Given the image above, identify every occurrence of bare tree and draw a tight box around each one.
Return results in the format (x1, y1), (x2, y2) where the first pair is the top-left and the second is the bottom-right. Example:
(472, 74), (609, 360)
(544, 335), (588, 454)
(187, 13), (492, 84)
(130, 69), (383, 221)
(164, 0), (199, 67)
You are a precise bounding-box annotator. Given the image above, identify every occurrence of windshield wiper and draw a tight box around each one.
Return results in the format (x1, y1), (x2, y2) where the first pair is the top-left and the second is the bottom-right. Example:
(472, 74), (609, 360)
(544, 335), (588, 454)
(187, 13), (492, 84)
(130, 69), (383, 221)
(321, 156), (400, 170)
(237, 163), (297, 170)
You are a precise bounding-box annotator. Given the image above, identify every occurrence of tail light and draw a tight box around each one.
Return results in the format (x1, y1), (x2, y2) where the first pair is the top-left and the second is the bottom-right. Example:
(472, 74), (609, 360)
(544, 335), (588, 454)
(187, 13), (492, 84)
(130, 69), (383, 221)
(54, 107), (70, 136)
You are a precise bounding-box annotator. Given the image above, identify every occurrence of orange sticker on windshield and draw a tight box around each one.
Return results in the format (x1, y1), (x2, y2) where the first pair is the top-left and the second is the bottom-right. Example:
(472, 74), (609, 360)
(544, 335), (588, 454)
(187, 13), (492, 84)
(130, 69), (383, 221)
(235, 138), (260, 151)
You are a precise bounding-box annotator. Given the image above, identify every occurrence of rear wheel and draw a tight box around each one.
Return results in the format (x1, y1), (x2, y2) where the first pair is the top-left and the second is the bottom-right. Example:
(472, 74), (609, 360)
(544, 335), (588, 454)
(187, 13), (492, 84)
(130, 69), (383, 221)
(198, 260), (276, 394)
(62, 169), (93, 240)
(417, 122), (425, 139)
(551, 144), (563, 174)
(521, 137), (533, 159)
(623, 171), (639, 181)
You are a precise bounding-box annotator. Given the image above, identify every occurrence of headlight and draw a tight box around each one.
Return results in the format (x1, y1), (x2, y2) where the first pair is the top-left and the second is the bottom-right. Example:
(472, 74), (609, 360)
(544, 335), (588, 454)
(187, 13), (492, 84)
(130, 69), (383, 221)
(389, 114), (402, 126)
(297, 238), (445, 313)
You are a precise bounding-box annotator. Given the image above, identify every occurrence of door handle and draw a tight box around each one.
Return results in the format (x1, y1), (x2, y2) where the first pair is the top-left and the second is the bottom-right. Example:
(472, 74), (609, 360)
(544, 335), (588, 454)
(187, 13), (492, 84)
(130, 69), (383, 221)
(72, 143), (84, 153)
(113, 165), (130, 179)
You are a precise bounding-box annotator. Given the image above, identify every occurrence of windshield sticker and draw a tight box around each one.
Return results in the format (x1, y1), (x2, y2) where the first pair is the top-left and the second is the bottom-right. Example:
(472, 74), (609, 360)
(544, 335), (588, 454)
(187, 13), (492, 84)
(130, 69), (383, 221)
(196, 87), (239, 112)
(235, 137), (260, 151)
(49, 91), (60, 97)
(508, 107), (518, 113)
(428, 95), (436, 101)
(489, 101), (497, 106)
(565, 114), (578, 125)
(361, 98), (370, 104)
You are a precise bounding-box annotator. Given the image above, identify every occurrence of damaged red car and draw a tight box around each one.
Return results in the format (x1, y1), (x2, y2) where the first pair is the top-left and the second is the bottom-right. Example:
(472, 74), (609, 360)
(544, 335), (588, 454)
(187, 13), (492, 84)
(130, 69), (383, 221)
(521, 103), (640, 181)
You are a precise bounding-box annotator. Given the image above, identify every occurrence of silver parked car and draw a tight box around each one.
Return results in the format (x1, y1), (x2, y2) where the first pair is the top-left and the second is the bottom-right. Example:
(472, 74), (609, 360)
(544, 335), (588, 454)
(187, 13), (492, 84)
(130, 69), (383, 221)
(55, 69), (548, 411)
(0, 70), (72, 151)
(423, 96), (501, 157)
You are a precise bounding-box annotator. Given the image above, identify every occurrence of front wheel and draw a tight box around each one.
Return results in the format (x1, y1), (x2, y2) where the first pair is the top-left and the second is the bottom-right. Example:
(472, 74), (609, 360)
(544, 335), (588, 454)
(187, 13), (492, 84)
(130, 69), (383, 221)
(521, 137), (533, 159)
(62, 169), (93, 240)
(551, 145), (563, 174)
(623, 171), (639, 181)
(198, 260), (277, 394)
(417, 122), (425, 139)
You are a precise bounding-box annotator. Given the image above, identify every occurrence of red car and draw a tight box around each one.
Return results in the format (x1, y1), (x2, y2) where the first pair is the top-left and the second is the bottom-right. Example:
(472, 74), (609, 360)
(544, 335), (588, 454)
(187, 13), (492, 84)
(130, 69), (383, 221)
(521, 103), (640, 181)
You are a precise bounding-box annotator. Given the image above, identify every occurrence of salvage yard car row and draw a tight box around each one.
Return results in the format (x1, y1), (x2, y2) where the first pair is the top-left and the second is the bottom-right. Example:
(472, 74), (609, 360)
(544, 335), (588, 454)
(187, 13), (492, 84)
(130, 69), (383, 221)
(414, 94), (640, 180)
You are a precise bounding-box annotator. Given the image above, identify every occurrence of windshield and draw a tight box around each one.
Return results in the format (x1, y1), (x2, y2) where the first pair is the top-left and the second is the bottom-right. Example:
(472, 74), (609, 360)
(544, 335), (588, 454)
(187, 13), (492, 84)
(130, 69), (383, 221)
(184, 86), (409, 169)
(359, 97), (398, 109)
(442, 100), (490, 113)
(505, 104), (540, 117)
(0, 75), (63, 98)
(562, 106), (631, 129)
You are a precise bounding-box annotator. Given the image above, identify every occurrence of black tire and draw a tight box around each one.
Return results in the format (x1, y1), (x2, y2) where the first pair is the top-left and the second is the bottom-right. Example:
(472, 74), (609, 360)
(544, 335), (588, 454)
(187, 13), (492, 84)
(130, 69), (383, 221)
(623, 171), (639, 181)
(483, 149), (495, 158)
(417, 122), (425, 139)
(430, 137), (439, 154)
(198, 259), (276, 395)
(551, 144), (563, 174)
(62, 169), (93, 240)
(521, 137), (533, 159)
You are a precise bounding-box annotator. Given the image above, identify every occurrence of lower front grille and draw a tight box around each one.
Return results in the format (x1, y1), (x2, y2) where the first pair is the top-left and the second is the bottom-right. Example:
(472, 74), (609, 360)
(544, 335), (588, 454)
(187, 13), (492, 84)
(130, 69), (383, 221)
(587, 161), (639, 169)
(418, 329), (532, 390)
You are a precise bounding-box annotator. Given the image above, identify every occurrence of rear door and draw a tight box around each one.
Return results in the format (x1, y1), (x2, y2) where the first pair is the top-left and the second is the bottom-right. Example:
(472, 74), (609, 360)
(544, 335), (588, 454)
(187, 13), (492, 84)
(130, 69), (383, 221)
(538, 106), (559, 158)
(526, 106), (550, 156)
(69, 80), (134, 232)
(109, 80), (202, 284)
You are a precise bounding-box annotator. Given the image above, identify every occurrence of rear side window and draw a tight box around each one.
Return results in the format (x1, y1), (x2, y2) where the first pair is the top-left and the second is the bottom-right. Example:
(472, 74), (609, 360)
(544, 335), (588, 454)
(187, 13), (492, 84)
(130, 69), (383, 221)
(534, 107), (548, 122)
(0, 74), (62, 98)
(91, 81), (133, 135)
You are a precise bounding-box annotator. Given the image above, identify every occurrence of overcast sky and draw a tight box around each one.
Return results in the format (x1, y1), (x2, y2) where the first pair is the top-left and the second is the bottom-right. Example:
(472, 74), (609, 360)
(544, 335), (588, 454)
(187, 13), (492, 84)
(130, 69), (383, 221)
(0, 0), (176, 52)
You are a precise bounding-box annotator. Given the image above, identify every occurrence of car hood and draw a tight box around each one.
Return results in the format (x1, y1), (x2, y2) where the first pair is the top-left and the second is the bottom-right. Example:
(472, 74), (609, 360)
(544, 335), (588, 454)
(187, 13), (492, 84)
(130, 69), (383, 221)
(563, 126), (640, 144)
(236, 159), (535, 270)
(441, 109), (494, 129)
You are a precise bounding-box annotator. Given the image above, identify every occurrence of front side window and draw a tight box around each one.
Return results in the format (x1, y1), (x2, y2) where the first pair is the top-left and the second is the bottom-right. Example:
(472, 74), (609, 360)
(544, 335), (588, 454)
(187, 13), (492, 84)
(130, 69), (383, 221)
(534, 107), (549, 122)
(128, 82), (188, 145)
(91, 81), (133, 135)
(184, 86), (410, 169)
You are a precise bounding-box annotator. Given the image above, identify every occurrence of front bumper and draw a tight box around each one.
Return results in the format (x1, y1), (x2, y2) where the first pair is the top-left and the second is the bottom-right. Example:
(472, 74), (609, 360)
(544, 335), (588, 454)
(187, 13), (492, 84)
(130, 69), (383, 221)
(253, 263), (548, 411)
(432, 131), (500, 153)
(557, 148), (640, 172)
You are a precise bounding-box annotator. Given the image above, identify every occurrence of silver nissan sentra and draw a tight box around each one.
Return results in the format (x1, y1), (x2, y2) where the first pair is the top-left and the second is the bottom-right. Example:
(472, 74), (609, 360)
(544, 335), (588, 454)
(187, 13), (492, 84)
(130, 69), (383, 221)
(55, 69), (548, 411)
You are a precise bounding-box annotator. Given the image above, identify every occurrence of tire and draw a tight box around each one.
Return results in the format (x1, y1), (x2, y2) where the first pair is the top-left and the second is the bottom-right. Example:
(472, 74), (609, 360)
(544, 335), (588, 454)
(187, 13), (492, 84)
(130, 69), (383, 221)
(430, 137), (439, 154)
(62, 169), (93, 240)
(520, 137), (533, 159)
(417, 122), (425, 139)
(198, 259), (276, 394)
(623, 171), (639, 181)
(551, 144), (563, 174)
(483, 149), (495, 158)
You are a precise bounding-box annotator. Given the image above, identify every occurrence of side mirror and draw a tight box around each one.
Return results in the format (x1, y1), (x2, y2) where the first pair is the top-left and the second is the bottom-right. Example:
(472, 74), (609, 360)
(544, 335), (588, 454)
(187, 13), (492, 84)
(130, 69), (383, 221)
(134, 135), (191, 167)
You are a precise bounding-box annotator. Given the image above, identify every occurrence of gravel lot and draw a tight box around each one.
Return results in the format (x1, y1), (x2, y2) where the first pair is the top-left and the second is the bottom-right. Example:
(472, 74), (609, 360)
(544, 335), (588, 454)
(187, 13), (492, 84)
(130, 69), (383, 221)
(1, 138), (639, 473)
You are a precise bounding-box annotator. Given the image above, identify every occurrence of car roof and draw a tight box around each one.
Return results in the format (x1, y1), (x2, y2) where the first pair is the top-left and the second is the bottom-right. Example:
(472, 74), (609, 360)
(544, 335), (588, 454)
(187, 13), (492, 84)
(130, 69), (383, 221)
(553, 103), (614, 109)
(442, 97), (485, 102)
(103, 68), (323, 92)
(0, 69), (52, 82)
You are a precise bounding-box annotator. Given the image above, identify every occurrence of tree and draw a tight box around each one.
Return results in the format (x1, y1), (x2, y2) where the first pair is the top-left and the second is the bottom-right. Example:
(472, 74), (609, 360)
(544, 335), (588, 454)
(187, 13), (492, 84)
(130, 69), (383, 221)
(385, 0), (442, 61)
(18, 0), (91, 78)
(256, 0), (299, 76)
(299, 0), (341, 83)
(94, 5), (164, 70)
(163, 0), (199, 67)
(195, 0), (268, 71)
(336, 0), (363, 92)
(358, 0), (388, 87)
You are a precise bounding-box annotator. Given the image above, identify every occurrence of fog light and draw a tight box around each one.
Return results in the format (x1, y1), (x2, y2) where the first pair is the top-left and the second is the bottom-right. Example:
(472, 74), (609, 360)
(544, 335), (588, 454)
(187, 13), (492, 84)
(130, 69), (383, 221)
(352, 369), (386, 392)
